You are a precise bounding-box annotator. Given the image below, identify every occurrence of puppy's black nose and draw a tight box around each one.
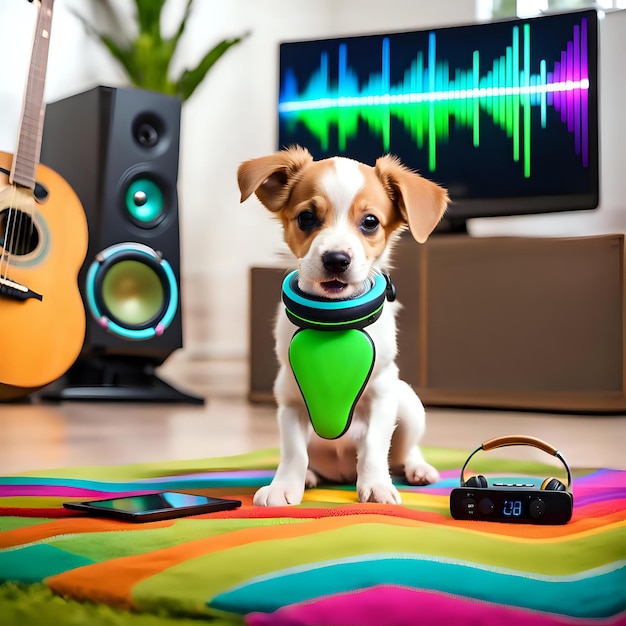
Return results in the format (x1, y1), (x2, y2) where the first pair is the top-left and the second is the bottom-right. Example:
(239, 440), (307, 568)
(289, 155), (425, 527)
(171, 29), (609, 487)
(322, 251), (351, 273)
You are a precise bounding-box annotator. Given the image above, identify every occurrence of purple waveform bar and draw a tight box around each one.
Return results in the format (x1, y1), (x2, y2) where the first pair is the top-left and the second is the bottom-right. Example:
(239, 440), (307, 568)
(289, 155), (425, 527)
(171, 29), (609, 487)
(549, 18), (589, 166)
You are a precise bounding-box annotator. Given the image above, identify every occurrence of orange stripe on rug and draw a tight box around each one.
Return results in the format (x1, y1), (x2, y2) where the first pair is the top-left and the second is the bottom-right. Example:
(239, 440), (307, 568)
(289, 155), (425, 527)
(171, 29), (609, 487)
(0, 518), (175, 549)
(217, 502), (626, 539)
(45, 513), (425, 610)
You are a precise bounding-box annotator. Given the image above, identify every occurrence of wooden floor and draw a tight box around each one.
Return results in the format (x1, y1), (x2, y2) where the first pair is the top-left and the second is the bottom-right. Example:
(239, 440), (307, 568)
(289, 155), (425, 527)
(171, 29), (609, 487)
(1, 355), (625, 475)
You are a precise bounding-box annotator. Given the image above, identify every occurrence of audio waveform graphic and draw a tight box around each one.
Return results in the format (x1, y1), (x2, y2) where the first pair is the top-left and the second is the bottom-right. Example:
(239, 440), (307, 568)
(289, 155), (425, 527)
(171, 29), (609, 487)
(278, 17), (590, 177)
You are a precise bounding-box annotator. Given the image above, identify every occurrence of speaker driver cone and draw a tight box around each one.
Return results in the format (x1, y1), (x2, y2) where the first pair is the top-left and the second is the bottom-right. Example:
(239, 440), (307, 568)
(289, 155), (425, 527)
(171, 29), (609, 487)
(101, 260), (165, 327)
(125, 177), (165, 226)
(86, 243), (178, 340)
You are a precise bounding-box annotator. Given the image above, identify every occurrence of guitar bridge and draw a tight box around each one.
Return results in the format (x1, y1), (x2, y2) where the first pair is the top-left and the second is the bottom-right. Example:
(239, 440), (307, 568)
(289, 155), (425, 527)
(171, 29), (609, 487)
(0, 276), (43, 301)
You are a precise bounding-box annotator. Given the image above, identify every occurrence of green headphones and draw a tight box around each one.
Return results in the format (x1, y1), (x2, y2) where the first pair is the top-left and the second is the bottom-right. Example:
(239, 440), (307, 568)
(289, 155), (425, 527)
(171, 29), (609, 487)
(283, 270), (396, 439)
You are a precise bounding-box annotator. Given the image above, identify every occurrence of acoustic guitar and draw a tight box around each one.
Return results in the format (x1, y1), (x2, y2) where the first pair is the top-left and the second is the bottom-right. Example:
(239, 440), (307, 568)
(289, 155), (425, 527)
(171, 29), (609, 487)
(0, 0), (87, 400)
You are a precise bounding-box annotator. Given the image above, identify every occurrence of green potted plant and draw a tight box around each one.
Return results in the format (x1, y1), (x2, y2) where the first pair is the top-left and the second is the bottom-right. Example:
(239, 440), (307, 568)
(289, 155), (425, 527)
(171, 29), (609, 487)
(71, 0), (249, 101)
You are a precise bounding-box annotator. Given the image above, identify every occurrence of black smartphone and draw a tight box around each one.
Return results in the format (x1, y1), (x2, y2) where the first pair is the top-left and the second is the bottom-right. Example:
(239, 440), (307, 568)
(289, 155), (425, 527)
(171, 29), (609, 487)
(63, 491), (242, 522)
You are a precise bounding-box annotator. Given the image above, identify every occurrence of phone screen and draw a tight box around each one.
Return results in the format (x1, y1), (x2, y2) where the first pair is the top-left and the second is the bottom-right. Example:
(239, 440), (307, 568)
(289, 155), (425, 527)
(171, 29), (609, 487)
(63, 492), (242, 522)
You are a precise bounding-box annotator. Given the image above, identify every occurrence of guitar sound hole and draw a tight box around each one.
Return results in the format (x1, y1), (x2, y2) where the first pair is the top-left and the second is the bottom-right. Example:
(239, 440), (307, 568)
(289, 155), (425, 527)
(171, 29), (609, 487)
(0, 208), (39, 256)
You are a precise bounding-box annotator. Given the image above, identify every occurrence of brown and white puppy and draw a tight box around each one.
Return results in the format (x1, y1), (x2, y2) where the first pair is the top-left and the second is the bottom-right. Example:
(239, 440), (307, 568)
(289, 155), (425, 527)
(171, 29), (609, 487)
(238, 146), (449, 506)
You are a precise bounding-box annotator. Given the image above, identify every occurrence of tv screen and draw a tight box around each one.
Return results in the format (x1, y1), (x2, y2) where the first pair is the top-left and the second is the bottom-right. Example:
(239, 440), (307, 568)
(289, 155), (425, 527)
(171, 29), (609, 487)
(277, 10), (599, 231)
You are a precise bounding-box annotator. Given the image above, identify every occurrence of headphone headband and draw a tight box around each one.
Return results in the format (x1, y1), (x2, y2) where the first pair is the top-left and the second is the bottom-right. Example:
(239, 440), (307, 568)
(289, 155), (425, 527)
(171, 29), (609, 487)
(460, 435), (572, 491)
(282, 270), (394, 330)
(481, 435), (559, 455)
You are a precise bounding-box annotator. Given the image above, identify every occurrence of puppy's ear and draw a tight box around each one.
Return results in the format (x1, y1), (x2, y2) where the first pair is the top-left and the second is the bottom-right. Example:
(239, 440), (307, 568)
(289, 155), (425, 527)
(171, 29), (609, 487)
(237, 146), (314, 212)
(375, 155), (449, 243)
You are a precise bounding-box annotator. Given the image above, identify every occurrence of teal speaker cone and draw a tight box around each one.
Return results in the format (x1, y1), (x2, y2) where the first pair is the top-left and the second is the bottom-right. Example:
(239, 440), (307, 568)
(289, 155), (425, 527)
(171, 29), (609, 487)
(125, 178), (164, 224)
(85, 242), (179, 340)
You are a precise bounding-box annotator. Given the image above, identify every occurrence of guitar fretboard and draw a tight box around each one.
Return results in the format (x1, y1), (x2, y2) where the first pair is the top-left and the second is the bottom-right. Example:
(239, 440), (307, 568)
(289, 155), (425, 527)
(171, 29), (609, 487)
(10, 0), (54, 191)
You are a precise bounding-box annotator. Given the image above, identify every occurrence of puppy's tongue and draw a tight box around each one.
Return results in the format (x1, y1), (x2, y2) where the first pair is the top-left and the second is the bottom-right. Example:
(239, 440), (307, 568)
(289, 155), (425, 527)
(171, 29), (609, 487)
(321, 279), (347, 295)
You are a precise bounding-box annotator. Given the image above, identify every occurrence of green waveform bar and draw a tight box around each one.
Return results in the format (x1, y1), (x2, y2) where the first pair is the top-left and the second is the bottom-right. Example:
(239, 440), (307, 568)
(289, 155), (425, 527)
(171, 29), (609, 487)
(280, 24), (565, 178)
(281, 98), (535, 175)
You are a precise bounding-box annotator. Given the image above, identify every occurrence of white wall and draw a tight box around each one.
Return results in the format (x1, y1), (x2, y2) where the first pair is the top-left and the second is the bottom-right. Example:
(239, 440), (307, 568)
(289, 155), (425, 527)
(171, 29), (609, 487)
(0, 1), (622, 363)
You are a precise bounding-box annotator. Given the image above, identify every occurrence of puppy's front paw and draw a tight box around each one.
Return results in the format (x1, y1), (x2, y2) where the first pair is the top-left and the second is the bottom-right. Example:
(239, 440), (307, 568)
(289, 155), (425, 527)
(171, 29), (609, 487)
(357, 481), (403, 505)
(253, 482), (304, 506)
(405, 461), (440, 486)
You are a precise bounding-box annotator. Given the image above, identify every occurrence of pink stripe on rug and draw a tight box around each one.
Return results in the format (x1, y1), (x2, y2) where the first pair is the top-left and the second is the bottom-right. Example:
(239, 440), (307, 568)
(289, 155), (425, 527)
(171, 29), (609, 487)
(0, 486), (153, 498)
(246, 585), (626, 626)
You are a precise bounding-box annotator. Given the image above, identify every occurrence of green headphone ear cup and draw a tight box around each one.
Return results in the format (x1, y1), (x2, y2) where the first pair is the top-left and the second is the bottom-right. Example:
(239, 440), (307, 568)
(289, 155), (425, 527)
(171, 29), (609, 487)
(288, 328), (375, 439)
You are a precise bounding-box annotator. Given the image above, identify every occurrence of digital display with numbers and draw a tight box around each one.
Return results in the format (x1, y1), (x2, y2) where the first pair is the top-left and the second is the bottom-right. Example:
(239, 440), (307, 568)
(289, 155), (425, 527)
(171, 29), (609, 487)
(503, 500), (524, 517)
(450, 488), (573, 524)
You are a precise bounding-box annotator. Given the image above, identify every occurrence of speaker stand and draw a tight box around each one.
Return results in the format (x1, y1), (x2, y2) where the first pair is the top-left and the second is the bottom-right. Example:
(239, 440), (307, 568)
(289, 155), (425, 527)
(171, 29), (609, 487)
(40, 356), (205, 404)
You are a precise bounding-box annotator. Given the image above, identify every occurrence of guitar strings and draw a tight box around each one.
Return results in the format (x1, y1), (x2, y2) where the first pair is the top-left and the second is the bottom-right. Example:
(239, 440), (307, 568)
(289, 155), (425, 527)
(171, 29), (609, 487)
(12, 187), (28, 257)
(1, 1), (52, 284)
(0, 182), (34, 280)
(0, 184), (17, 281)
(3, 185), (19, 280)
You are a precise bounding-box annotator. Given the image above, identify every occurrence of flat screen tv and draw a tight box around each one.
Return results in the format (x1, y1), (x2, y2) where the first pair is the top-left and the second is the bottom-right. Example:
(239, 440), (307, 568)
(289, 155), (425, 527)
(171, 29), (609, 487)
(277, 10), (599, 232)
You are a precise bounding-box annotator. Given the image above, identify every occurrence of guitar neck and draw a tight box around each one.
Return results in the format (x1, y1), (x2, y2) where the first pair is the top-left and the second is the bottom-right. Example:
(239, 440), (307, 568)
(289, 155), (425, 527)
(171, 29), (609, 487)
(10, 0), (54, 191)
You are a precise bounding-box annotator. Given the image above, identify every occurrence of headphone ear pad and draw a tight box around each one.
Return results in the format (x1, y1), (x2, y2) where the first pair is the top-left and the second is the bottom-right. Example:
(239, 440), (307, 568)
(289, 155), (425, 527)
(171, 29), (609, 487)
(465, 475), (488, 488)
(541, 477), (566, 491)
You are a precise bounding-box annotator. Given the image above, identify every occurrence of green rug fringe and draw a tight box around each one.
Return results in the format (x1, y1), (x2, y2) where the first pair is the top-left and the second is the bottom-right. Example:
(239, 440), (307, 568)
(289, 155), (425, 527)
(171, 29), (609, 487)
(0, 582), (244, 626)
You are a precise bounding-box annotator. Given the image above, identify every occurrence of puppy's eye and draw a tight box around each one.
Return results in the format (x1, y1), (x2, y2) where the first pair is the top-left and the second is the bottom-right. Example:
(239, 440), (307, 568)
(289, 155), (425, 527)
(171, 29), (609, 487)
(297, 210), (319, 232)
(361, 214), (380, 233)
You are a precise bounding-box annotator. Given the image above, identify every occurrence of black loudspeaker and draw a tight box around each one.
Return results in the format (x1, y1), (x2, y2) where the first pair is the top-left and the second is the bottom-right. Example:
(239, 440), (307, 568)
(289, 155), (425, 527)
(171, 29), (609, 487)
(39, 86), (202, 402)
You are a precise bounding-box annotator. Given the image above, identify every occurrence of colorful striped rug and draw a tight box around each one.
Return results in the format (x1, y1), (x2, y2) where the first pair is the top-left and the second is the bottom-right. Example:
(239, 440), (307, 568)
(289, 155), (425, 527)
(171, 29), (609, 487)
(0, 447), (624, 625)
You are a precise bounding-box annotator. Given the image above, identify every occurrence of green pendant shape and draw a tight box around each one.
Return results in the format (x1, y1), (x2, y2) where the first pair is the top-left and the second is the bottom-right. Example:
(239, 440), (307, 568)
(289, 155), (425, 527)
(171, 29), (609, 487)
(288, 328), (375, 439)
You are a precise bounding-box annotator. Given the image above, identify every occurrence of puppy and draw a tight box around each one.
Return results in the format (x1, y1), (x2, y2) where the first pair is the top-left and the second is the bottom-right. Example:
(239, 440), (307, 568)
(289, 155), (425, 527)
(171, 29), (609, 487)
(238, 146), (449, 506)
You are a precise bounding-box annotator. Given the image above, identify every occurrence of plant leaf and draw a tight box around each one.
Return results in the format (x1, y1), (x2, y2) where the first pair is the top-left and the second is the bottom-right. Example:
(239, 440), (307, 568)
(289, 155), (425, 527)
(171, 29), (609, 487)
(98, 34), (137, 81)
(170, 0), (194, 52)
(130, 34), (173, 93)
(176, 32), (250, 101)
(134, 0), (166, 41)
(69, 1), (249, 101)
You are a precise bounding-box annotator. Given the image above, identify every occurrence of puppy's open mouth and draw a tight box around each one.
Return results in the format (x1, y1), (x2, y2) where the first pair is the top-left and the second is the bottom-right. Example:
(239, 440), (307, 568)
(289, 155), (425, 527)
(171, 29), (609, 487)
(320, 279), (347, 295)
